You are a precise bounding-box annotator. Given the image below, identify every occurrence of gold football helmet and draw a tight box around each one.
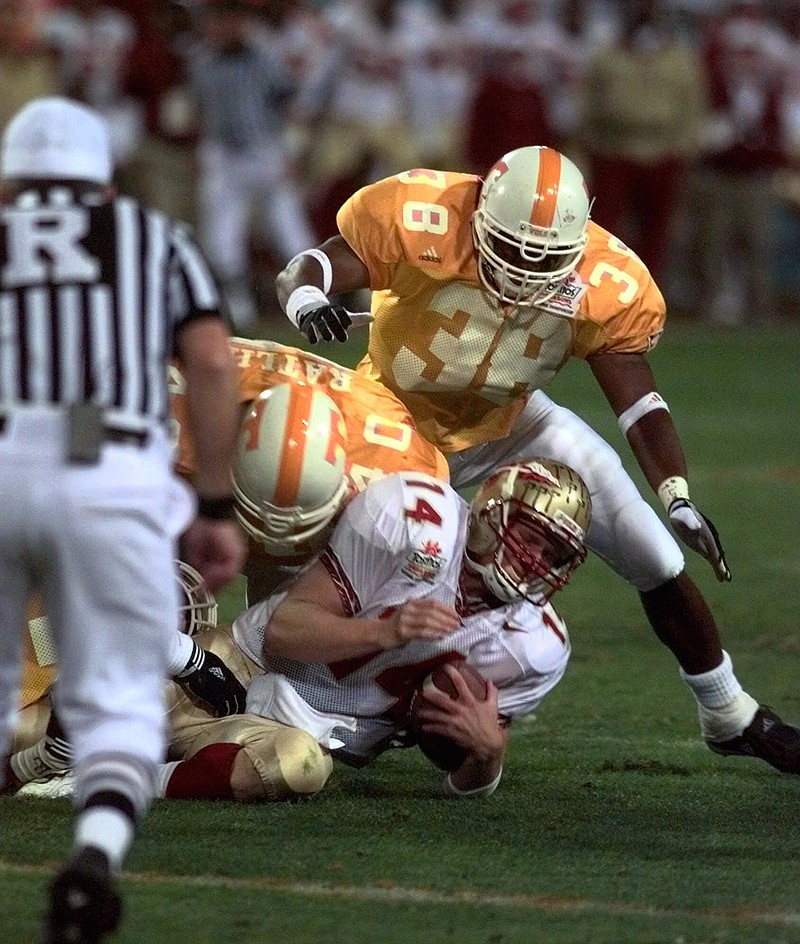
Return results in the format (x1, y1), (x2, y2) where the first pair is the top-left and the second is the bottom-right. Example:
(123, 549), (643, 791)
(465, 459), (591, 604)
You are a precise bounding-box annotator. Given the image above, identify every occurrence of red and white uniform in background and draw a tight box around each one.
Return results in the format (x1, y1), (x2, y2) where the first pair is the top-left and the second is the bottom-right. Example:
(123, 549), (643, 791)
(307, 0), (420, 181)
(397, 2), (478, 168)
(234, 472), (570, 767)
(338, 165), (685, 590)
(321, 0), (411, 131)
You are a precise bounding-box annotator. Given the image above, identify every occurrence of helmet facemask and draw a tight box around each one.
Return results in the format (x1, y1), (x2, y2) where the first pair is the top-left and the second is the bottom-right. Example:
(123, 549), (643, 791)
(232, 475), (349, 560)
(473, 210), (588, 307)
(465, 500), (587, 605)
(175, 560), (218, 635)
(465, 460), (591, 606)
(473, 146), (591, 309)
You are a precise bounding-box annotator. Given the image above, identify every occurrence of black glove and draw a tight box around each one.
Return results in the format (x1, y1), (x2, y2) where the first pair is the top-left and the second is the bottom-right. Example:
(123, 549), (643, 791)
(667, 497), (732, 582)
(173, 639), (247, 716)
(297, 304), (352, 344)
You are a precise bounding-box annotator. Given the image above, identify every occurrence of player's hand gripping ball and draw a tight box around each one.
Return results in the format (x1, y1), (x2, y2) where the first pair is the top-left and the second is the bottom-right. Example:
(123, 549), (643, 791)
(409, 661), (489, 771)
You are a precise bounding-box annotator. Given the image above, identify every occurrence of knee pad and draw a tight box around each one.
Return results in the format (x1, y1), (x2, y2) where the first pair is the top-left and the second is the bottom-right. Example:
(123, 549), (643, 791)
(202, 719), (331, 801)
(243, 726), (332, 800)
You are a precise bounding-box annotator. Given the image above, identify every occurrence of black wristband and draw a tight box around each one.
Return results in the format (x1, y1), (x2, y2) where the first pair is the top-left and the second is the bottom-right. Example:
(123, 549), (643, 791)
(197, 495), (236, 520)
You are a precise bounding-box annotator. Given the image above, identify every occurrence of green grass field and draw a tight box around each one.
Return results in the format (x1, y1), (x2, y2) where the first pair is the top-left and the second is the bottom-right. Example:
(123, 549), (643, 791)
(2, 323), (800, 944)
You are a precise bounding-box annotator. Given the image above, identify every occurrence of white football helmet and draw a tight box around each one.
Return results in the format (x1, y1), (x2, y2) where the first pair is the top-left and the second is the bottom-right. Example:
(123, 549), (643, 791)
(465, 459), (591, 605)
(175, 560), (218, 636)
(232, 382), (349, 559)
(473, 146), (591, 307)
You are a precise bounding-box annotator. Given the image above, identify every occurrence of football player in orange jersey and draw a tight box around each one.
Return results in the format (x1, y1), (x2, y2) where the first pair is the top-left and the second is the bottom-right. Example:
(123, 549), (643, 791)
(170, 337), (449, 598)
(275, 144), (800, 774)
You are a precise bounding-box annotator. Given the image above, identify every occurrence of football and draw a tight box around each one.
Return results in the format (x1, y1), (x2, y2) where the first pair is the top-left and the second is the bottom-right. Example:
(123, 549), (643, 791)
(409, 661), (489, 771)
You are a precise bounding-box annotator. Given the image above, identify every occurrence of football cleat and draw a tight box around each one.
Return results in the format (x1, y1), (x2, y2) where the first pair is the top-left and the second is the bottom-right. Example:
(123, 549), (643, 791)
(42, 847), (121, 944)
(707, 706), (800, 774)
(17, 772), (76, 799)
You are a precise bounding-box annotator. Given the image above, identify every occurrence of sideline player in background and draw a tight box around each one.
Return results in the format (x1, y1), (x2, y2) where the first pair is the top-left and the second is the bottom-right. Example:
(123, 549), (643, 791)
(0, 98), (245, 944)
(275, 145), (800, 774)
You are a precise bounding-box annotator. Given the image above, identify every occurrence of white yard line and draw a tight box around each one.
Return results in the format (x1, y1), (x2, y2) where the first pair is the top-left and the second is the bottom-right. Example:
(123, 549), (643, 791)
(1, 859), (799, 928)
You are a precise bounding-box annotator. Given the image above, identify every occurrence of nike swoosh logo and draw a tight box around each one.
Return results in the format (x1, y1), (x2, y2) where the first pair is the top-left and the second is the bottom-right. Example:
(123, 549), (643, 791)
(503, 622), (526, 633)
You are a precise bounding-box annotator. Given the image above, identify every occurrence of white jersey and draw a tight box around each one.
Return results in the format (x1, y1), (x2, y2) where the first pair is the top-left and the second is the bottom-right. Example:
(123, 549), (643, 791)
(233, 472), (570, 765)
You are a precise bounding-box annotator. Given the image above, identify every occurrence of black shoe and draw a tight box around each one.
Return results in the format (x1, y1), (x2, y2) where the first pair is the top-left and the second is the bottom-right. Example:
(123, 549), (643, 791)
(707, 706), (800, 774)
(42, 847), (122, 944)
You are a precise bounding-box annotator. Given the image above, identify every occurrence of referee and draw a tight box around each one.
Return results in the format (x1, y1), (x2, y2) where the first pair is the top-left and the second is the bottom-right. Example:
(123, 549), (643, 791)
(0, 98), (245, 944)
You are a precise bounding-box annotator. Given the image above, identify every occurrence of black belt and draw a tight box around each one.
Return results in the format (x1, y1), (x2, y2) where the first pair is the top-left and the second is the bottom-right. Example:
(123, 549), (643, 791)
(104, 425), (150, 448)
(0, 414), (148, 448)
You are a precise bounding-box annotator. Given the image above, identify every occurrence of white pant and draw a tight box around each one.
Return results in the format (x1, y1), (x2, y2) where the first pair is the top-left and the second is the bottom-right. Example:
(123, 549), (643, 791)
(0, 408), (193, 782)
(197, 140), (315, 279)
(448, 390), (685, 592)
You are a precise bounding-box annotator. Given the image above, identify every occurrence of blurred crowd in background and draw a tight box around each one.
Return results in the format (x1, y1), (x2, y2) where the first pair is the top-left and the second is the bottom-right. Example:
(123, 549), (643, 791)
(4, 0), (800, 334)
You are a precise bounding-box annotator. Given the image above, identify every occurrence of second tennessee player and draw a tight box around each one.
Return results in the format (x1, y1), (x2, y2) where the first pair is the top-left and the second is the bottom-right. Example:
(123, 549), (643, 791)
(170, 337), (449, 597)
(275, 145), (800, 774)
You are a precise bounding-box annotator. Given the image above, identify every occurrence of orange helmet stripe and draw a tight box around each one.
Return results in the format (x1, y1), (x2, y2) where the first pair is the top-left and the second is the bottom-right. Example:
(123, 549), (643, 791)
(530, 147), (561, 229)
(275, 383), (314, 506)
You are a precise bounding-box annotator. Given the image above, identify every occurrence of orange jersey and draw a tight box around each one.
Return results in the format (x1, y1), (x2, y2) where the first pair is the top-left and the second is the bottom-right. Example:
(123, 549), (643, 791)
(170, 338), (449, 491)
(338, 169), (666, 453)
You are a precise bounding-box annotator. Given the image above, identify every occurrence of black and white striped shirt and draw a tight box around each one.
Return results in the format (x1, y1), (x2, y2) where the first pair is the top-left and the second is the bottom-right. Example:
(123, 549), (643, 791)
(0, 185), (224, 428)
(189, 42), (295, 151)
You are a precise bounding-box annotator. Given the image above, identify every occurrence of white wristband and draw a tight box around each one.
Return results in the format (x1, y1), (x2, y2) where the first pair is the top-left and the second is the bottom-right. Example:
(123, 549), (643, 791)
(617, 392), (669, 436)
(443, 768), (502, 799)
(166, 630), (197, 675)
(657, 475), (690, 512)
(285, 285), (329, 328)
(286, 248), (333, 293)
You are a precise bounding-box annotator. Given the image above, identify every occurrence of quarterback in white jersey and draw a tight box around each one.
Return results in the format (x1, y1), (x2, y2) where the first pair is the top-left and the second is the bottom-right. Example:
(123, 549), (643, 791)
(10, 460), (591, 803)
(233, 459), (590, 796)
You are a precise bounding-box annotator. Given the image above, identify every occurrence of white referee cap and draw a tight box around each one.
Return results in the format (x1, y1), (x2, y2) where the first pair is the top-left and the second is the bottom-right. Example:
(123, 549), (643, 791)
(1, 97), (112, 185)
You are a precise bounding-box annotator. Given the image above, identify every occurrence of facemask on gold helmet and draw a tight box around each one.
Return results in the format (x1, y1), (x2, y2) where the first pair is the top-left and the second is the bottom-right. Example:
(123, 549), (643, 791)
(465, 459), (591, 605)
(175, 559), (218, 635)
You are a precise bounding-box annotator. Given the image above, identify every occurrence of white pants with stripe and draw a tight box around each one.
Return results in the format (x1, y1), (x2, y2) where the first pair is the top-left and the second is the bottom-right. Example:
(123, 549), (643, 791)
(0, 407), (194, 791)
(447, 390), (685, 592)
